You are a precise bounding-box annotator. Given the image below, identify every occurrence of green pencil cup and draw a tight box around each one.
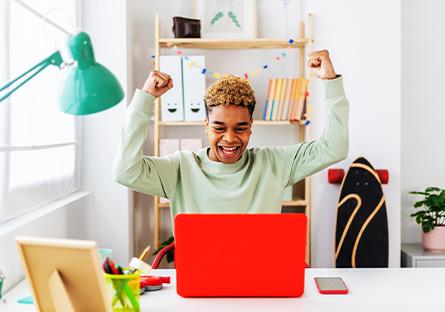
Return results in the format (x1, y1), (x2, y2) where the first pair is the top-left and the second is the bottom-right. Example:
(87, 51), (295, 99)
(104, 268), (140, 312)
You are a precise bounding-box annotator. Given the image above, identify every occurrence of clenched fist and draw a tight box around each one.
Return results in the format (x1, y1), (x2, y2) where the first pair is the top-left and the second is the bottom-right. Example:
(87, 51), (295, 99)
(142, 70), (173, 97)
(308, 50), (337, 80)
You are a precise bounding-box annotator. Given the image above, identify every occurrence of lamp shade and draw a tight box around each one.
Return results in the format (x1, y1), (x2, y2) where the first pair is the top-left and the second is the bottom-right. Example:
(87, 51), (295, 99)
(59, 32), (124, 115)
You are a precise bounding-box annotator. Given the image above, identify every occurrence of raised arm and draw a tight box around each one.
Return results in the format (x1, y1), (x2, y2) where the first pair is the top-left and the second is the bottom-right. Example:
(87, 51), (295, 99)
(113, 70), (180, 198)
(267, 50), (349, 187)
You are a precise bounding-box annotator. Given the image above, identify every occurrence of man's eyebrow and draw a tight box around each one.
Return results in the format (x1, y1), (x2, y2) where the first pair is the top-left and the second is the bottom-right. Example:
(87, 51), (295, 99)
(211, 121), (225, 125)
(210, 121), (250, 126)
(236, 122), (250, 126)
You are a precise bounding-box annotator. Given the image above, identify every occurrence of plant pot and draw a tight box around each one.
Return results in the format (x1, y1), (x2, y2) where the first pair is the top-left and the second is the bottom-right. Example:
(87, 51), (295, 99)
(421, 226), (445, 252)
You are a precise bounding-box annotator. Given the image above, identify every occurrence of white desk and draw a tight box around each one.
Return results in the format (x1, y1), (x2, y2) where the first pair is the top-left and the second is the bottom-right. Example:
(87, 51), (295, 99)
(2, 268), (444, 311)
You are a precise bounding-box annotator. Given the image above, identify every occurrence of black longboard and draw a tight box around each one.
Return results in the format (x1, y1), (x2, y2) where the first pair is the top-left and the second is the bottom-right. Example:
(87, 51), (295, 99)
(335, 157), (389, 268)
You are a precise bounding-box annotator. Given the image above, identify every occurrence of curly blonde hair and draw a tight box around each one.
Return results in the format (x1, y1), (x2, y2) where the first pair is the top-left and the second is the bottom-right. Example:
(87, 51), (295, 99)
(204, 75), (256, 117)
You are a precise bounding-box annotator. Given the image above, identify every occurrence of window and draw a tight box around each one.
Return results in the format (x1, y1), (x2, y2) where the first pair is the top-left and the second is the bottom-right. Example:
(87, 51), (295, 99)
(0, 0), (80, 223)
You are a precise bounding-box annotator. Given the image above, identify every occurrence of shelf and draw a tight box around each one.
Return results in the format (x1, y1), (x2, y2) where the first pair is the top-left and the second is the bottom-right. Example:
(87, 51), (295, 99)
(158, 120), (304, 126)
(158, 199), (306, 209)
(158, 38), (310, 49)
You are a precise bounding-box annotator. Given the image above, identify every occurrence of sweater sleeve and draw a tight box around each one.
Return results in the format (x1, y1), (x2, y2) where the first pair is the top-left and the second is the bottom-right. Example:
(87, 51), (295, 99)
(113, 89), (180, 198)
(266, 76), (349, 187)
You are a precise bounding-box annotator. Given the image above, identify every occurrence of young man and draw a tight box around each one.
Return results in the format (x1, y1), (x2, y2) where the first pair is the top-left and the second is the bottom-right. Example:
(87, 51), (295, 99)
(113, 50), (349, 216)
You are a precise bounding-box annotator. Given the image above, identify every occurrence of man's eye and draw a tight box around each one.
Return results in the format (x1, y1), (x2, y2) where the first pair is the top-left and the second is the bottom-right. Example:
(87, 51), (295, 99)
(236, 128), (247, 132)
(213, 127), (224, 131)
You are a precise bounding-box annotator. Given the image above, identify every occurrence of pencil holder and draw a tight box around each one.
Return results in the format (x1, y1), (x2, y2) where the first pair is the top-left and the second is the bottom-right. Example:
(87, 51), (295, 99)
(104, 268), (140, 312)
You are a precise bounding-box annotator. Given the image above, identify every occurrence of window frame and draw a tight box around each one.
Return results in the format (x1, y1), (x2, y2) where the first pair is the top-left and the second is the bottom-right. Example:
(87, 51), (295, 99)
(0, 0), (82, 224)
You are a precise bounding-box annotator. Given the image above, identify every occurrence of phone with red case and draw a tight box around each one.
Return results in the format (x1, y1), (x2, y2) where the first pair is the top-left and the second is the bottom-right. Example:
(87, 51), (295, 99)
(314, 277), (348, 294)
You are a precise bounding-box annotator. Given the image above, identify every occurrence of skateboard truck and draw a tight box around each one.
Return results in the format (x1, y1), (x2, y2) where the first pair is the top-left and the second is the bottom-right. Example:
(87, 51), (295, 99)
(328, 168), (389, 184)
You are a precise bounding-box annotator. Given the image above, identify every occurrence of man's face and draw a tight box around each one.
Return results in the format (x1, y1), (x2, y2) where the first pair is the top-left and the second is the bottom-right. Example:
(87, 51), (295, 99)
(205, 105), (252, 164)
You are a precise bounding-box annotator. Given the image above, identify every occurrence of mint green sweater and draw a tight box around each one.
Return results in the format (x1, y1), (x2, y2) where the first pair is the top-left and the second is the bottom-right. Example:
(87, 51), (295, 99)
(114, 77), (349, 217)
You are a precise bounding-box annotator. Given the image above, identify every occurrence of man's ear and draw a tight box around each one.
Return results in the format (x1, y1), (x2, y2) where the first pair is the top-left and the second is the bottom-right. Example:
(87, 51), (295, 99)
(204, 118), (209, 133)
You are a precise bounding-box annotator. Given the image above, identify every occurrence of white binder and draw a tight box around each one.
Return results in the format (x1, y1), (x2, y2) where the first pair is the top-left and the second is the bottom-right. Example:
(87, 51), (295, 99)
(182, 56), (207, 121)
(160, 56), (184, 121)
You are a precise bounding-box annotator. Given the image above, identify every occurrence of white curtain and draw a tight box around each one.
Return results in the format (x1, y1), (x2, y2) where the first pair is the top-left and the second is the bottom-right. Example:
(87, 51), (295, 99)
(0, 0), (80, 223)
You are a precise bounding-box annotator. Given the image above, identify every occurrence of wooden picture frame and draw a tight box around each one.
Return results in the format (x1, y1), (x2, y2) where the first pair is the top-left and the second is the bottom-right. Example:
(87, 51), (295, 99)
(16, 237), (111, 312)
(193, 0), (257, 39)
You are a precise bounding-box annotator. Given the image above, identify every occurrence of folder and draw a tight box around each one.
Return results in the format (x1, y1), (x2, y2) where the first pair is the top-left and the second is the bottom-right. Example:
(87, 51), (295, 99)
(160, 56), (184, 121)
(182, 56), (207, 121)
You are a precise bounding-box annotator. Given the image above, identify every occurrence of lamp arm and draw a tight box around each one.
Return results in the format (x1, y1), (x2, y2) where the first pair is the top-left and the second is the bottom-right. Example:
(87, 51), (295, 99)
(0, 51), (63, 103)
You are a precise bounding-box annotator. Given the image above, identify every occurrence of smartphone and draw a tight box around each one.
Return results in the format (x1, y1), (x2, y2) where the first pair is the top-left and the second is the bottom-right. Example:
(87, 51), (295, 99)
(314, 277), (348, 294)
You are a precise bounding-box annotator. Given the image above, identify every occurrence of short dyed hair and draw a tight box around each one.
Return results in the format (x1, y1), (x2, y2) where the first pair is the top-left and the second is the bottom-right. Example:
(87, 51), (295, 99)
(204, 75), (256, 118)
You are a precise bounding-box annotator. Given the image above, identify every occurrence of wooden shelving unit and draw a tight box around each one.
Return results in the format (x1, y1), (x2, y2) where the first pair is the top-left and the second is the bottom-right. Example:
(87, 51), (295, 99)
(159, 38), (309, 49)
(152, 13), (313, 265)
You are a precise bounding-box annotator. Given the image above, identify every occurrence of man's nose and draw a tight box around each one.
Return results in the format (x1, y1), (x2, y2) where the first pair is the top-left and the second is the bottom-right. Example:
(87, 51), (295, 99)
(223, 130), (236, 143)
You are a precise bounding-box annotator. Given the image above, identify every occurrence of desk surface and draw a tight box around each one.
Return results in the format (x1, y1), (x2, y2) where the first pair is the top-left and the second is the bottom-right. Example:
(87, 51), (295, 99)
(2, 268), (444, 312)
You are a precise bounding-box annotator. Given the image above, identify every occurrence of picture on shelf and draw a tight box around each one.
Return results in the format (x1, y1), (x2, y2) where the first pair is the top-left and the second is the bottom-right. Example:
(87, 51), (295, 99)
(193, 0), (257, 38)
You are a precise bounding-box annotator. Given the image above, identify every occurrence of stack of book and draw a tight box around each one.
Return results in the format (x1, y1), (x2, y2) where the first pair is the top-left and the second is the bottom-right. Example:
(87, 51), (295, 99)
(262, 78), (309, 121)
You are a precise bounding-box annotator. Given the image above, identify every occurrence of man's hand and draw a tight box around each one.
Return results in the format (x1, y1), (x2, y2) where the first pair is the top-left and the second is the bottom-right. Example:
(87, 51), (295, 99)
(308, 50), (337, 80)
(142, 70), (173, 97)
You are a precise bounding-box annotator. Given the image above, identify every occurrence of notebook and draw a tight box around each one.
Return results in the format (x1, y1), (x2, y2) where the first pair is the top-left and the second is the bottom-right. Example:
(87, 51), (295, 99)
(174, 213), (307, 297)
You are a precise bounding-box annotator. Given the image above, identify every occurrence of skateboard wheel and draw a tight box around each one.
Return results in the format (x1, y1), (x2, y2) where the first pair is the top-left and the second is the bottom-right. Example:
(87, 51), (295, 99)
(376, 169), (389, 184)
(328, 169), (345, 184)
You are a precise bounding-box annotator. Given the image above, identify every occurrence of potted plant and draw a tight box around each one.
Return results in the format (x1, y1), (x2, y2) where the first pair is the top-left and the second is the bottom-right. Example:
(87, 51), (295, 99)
(410, 187), (445, 251)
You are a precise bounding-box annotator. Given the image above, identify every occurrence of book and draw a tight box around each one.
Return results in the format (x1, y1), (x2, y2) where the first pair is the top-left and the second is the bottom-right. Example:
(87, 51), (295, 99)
(290, 79), (301, 121)
(263, 79), (274, 120)
(272, 78), (283, 120)
(282, 78), (293, 120)
(276, 79), (287, 120)
(295, 79), (308, 121)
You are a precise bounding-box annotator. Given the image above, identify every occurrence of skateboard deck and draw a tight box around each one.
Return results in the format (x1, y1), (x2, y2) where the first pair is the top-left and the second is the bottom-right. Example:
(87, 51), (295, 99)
(335, 157), (389, 268)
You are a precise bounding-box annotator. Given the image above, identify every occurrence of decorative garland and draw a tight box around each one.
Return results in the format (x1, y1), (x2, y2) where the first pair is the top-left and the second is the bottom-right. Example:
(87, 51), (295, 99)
(150, 38), (313, 124)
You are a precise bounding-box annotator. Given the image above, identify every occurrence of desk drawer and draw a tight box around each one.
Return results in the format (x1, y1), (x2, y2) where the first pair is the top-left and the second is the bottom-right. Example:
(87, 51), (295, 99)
(415, 259), (445, 267)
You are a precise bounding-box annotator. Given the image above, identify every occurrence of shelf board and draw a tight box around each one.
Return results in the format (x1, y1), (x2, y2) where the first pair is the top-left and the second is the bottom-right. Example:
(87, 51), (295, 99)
(282, 199), (307, 207)
(158, 38), (310, 49)
(158, 199), (306, 208)
(158, 120), (304, 126)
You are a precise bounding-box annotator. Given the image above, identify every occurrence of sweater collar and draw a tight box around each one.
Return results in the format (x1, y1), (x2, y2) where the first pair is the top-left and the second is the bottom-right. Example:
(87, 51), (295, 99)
(198, 147), (248, 174)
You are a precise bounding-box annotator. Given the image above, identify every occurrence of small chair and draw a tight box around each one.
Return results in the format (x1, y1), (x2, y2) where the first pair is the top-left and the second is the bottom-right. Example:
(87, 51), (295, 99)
(151, 242), (175, 269)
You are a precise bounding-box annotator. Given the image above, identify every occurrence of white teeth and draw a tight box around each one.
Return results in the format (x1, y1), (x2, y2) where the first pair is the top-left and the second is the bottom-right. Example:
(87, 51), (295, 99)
(220, 146), (239, 156)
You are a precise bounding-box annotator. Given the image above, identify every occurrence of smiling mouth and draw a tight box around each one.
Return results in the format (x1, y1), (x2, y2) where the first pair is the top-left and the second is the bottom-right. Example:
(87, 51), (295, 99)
(168, 108), (177, 113)
(191, 108), (200, 113)
(218, 146), (241, 158)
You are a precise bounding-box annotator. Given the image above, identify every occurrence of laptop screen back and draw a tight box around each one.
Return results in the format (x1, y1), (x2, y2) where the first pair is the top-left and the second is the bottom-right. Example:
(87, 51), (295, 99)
(174, 213), (307, 297)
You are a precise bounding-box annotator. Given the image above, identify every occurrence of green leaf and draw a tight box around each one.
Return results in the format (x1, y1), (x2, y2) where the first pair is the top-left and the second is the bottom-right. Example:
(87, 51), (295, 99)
(409, 191), (429, 196)
(152, 236), (174, 256)
(426, 187), (441, 193)
(413, 201), (425, 208)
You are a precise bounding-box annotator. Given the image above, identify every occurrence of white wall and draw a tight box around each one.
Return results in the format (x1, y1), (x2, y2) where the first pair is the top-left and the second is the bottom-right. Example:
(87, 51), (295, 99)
(0, 194), (89, 292)
(127, 0), (402, 267)
(308, 0), (401, 267)
(401, 0), (445, 243)
(81, 0), (132, 265)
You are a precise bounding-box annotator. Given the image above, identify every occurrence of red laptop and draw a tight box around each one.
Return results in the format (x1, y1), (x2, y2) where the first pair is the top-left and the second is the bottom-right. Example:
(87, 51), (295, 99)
(174, 213), (307, 297)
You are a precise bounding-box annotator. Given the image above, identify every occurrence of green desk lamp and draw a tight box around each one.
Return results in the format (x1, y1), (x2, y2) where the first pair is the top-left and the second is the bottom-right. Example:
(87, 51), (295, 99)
(0, 31), (124, 115)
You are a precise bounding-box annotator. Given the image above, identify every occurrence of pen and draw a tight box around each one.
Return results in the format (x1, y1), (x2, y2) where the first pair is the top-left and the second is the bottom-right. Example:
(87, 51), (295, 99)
(138, 245), (151, 261)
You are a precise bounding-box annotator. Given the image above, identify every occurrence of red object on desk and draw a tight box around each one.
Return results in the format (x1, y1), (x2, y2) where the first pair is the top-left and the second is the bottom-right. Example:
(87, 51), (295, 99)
(174, 214), (307, 297)
(140, 275), (170, 288)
